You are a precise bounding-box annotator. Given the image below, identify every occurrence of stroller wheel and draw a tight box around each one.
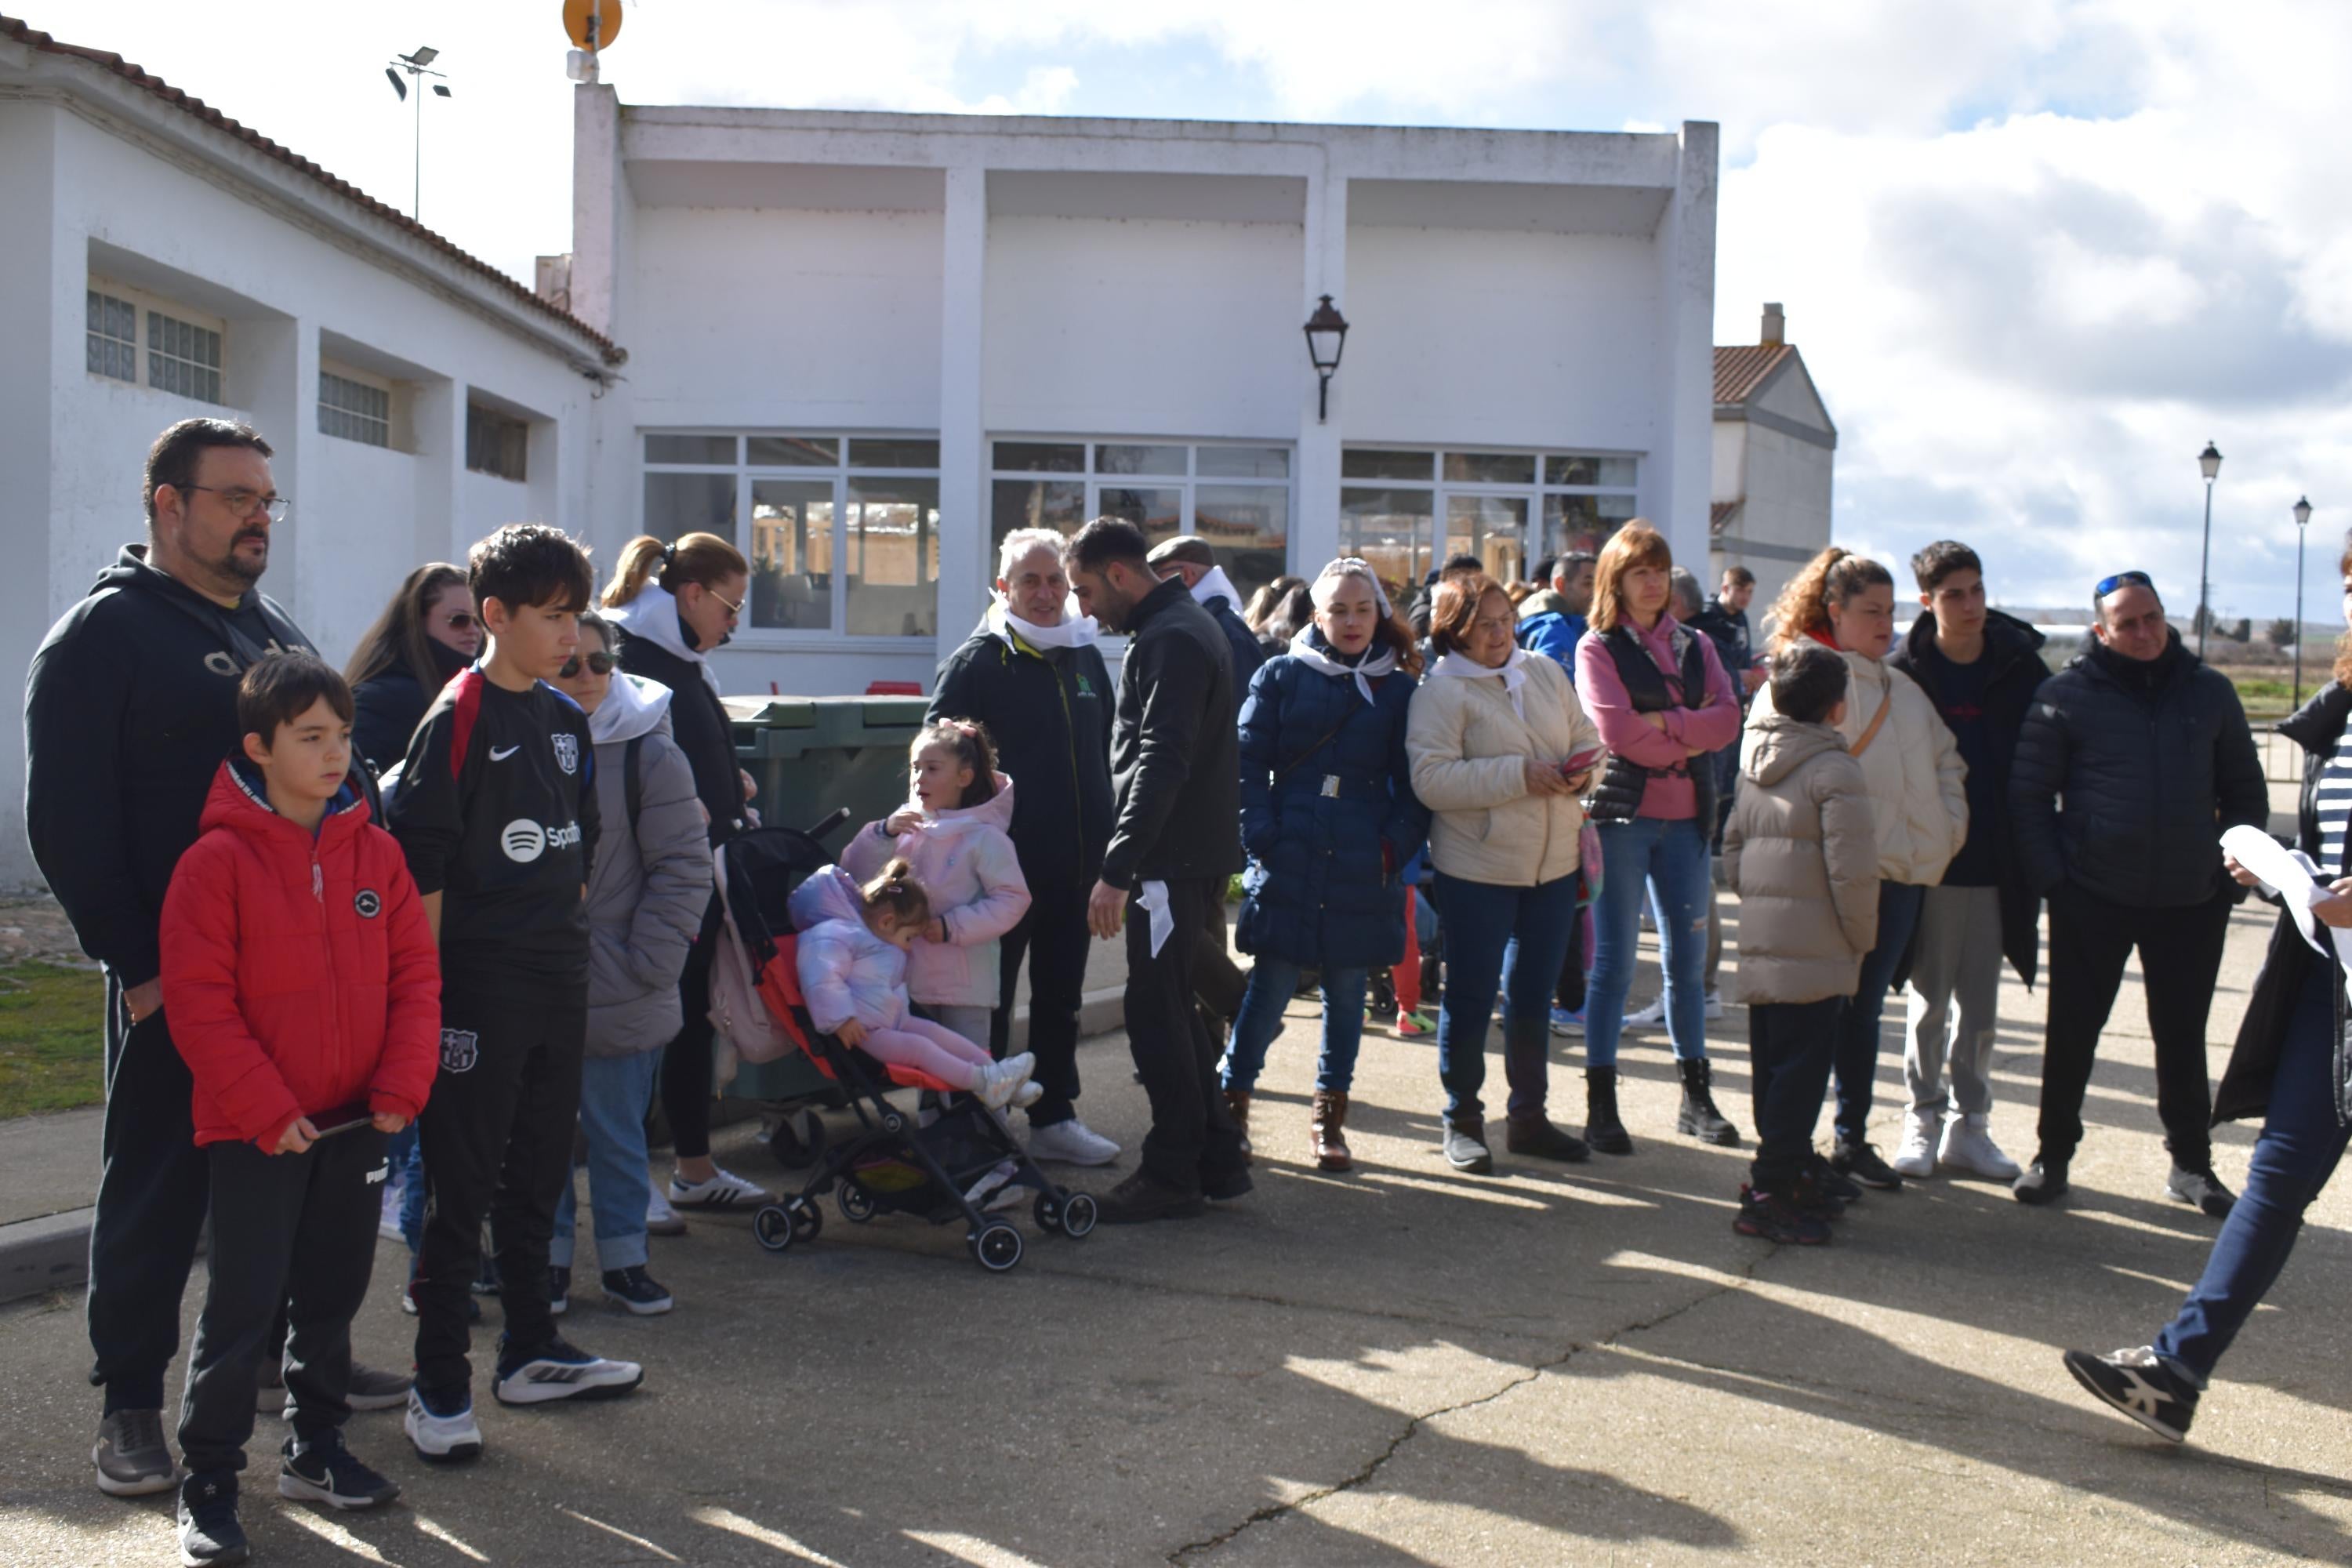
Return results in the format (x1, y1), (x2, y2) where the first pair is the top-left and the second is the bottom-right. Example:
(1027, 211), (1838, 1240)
(1058, 1192), (1098, 1240)
(1032, 1193), (1061, 1232)
(752, 1204), (794, 1254)
(767, 1109), (827, 1173)
(838, 1181), (877, 1224)
(786, 1196), (824, 1242)
(971, 1222), (1023, 1272)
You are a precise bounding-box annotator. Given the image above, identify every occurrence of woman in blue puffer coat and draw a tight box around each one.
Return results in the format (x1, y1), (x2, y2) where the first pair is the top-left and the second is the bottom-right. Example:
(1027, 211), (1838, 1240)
(1221, 558), (1431, 1173)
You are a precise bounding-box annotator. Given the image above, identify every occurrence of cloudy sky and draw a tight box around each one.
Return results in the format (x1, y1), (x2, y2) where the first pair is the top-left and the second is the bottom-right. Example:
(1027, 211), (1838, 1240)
(47, 0), (2352, 622)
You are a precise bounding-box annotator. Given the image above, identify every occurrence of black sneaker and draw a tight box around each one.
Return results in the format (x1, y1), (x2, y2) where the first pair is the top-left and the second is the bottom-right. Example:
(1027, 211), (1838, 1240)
(176, 1472), (248, 1565)
(1802, 1154), (1864, 1203)
(2063, 1345), (2198, 1443)
(601, 1265), (674, 1316)
(1441, 1119), (1494, 1175)
(278, 1430), (400, 1510)
(2014, 1157), (2069, 1206)
(1733, 1185), (1831, 1245)
(1829, 1139), (1904, 1191)
(2165, 1166), (2237, 1219)
(93, 1406), (177, 1497)
(1790, 1171), (1849, 1221)
(549, 1266), (571, 1317)
(1094, 1169), (1207, 1225)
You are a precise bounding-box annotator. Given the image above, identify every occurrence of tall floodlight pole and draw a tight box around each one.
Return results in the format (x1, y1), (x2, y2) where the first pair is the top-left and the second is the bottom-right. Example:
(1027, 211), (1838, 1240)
(2197, 441), (2223, 657)
(384, 48), (452, 222)
(2294, 495), (2314, 709)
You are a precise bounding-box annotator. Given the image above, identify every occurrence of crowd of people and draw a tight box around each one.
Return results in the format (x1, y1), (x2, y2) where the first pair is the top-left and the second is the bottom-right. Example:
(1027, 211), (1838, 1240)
(24, 416), (2352, 1562)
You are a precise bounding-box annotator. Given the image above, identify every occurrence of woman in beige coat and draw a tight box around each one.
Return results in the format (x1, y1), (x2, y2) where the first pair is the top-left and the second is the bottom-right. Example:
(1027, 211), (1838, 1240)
(1742, 547), (1965, 1190)
(1406, 572), (1602, 1174)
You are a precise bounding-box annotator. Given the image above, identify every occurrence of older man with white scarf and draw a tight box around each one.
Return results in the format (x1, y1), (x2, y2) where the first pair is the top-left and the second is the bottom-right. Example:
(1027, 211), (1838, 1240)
(925, 529), (1122, 1166)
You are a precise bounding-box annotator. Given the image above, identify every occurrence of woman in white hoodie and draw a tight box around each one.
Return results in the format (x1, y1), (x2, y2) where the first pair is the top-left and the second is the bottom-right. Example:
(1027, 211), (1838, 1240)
(1742, 547), (1966, 1191)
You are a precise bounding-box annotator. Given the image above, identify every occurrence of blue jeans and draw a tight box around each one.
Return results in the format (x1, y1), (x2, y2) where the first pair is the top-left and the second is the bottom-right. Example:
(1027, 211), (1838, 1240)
(2155, 963), (2351, 1385)
(1834, 880), (1926, 1146)
(1584, 817), (1713, 1069)
(1221, 957), (1370, 1095)
(1434, 870), (1580, 1121)
(387, 1123), (426, 1251)
(553, 1050), (662, 1273)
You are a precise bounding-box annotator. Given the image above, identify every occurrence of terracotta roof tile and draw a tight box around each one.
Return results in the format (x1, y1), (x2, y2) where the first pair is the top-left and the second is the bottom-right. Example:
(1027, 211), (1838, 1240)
(2, 13), (623, 365)
(1713, 343), (1790, 406)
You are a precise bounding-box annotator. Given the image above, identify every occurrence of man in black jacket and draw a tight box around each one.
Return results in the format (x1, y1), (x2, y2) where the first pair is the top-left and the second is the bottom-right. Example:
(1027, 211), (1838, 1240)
(1065, 519), (1247, 1221)
(26, 420), (323, 1497)
(2009, 570), (2268, 1214)
(1886, 543), (2046, 1185)
(927, 528), (1121, 1166)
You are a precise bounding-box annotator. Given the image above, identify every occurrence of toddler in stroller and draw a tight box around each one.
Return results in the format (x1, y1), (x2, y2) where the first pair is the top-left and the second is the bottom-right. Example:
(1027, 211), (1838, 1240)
(791, 858), (1039, 1109)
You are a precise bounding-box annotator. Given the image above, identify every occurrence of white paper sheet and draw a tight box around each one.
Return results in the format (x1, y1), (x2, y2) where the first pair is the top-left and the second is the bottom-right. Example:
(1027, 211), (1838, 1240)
(1136, 880), (1174, 958)
(2220, 826), (2352, 1000)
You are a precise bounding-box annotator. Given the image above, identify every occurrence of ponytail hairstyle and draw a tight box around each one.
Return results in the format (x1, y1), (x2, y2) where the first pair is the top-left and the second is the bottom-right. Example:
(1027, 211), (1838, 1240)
(857, 857), (931, 930)
(913, 718), (1000, 808)
(601, 530), (750, 610)
(1766, 545), (1896, 652)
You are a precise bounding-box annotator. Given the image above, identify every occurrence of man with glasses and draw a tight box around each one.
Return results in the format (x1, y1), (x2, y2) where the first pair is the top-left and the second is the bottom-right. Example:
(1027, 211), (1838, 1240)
(2009, 569), (2267, 1214)
(26, 419), (321, 1498)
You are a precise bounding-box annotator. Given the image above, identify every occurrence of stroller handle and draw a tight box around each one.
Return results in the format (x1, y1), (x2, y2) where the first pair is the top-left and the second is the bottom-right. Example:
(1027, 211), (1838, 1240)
(804, 807), (855, 842)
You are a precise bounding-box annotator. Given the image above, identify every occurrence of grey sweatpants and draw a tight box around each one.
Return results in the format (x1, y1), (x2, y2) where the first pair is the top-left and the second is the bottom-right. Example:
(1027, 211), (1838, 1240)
(1903, 884), (2002, 1117)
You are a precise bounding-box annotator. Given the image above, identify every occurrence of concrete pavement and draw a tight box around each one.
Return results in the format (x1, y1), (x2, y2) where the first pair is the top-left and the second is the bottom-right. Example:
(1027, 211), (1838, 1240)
(4, 895), (2350, 1565)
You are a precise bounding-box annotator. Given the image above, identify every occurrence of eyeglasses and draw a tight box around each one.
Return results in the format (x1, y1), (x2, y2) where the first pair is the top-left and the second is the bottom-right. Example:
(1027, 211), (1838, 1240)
(442, 612), (478, 632)
(558, 651), (616, 679)
(710, 586), (744, 620)
(2094, 570), (2154, 598)
(183, 486), (289, 522)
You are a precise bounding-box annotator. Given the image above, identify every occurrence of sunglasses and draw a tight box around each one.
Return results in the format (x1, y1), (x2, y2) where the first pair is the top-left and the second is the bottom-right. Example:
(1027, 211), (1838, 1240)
(2094, 570), (2154, 598)
(443, 612), (478, 632)
(558, 651), (616, 679)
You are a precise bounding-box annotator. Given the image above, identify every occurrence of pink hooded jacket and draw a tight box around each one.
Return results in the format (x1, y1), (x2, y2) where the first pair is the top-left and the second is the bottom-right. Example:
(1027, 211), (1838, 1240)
(840, 775), (1032, 1009)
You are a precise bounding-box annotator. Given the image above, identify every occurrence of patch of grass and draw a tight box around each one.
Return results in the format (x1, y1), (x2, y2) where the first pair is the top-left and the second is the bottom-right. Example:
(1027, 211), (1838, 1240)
(0, 962), (107, 1118)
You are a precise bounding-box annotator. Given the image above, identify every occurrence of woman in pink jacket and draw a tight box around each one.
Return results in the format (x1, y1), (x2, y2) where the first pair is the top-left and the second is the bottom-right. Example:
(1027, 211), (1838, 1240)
(841, 720), (1034, 1048)
(1573, 522), (1744, 1152)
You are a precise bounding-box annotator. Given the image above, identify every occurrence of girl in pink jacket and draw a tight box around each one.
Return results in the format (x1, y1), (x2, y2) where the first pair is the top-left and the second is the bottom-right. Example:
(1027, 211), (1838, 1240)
(842, 720), (1033, 1048)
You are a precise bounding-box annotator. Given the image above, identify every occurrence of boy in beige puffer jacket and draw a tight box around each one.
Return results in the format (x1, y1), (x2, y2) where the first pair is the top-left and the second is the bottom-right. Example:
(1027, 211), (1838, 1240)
(1722, 642), (1880, 1243)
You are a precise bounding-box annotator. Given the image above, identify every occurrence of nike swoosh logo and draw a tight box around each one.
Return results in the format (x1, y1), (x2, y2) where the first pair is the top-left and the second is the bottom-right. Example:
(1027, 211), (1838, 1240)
(491, 745), (520, 760)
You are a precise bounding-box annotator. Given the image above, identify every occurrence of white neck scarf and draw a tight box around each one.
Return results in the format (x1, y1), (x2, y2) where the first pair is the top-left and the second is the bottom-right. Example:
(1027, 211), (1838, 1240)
(989, 598), (1098, 651)
(1287, 630), (1397, 706)
(603, 582), (723, 699)
(1428, 648), (1531, 721)
(1189, 565), (1244, 611)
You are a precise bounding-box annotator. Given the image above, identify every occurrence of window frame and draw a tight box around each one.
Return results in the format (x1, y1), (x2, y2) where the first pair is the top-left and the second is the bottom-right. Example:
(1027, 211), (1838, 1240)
(82, 276), (229, 406)
(466, 402), (530, 482)
(639, 430), (945, 648)
(318, 363), (394, 449)
(1338, 444), (1642, 586)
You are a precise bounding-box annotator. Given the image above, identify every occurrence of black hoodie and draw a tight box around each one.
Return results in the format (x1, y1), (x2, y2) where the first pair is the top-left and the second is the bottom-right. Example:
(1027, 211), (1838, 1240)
(24, 544), (314, 986)
(352, 636), (473, 776)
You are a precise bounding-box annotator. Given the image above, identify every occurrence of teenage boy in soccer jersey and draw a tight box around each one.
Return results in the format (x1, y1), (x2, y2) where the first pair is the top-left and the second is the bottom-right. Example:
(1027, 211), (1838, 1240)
(389, 524), (640, 1465)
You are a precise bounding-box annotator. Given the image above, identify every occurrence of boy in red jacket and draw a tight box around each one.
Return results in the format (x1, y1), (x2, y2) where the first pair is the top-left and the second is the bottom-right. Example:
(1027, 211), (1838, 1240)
(160, 653), (438, 1566)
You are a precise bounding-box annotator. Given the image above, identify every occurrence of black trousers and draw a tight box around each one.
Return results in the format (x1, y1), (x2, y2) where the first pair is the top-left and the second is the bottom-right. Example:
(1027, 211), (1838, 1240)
(413, 985), (586, 1395)
(1747, 996), (1844, 1192)
(2036, 883), (2232, 1171)
(178, 1130), (387, 1475)
(659, 894), (723, 1162)
(989, 877), (1090, 1126)
(1194, 891), (1250, 1025)
(1127, 878), (1247, 1191)
(89, 972), (212, 1413)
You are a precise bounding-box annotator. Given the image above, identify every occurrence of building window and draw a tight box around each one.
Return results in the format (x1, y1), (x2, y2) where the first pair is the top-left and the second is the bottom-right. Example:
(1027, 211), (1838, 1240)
(988, 440), (1291, 610)
(147, 310), (223, 405)
(1339, 446), (1639, 591)
(641, 433), (942, 639)
(86, 291), (137, 382)
(318, 370), (392, 448)
(467, 404), (529, 481)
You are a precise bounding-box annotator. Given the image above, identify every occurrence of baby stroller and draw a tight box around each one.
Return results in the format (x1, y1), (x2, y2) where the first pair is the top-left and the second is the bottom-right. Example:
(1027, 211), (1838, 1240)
(712, 811), (1097, 1272)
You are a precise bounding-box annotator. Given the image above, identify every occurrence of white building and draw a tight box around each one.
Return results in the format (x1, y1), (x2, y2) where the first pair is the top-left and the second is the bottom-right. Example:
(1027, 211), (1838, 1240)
(1708, 303), (1837, 608)
(0, 18), (618, 886)
(565, 88), (1722, 695)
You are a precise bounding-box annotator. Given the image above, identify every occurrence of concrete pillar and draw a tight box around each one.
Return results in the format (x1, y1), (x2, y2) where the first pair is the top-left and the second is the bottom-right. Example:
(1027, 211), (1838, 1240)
(0, 104), (64, 887)
(230, 314), (310, 632)
(1292, 167), (1347, 580)
(412, 376), (465, 564)
(934, 163), (988, 664)
(1652, 121), (1719, 576)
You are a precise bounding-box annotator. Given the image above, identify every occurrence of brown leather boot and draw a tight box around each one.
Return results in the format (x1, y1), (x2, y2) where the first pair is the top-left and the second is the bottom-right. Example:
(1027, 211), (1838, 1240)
(1310, 1090), (1352, 1172)
(1224, 1088), (1253, 1164)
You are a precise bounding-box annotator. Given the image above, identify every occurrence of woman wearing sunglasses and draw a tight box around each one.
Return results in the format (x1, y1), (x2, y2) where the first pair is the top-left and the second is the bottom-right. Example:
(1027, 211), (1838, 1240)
(601, 532), (774, 1216)
(346, 563), (481, 777)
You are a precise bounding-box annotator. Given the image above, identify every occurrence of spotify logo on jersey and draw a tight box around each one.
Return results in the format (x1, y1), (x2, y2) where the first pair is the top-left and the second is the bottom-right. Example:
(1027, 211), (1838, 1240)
(501, 820), (547, 862)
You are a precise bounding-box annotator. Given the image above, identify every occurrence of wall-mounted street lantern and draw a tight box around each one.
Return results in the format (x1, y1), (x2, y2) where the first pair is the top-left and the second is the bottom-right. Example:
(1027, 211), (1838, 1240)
(1304, 294), (1348, 423)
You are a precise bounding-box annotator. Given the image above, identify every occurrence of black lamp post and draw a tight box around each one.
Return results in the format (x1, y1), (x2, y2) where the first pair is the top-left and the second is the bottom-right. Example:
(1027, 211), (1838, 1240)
(2196, 441), (2222, 656)
(385, 46), (452, 222)
(1304, 295), (1348, 423)
(2294, 494), (2314, 709)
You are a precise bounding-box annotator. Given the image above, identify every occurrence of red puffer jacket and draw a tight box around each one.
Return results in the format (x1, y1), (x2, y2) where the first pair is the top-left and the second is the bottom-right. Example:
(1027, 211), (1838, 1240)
(162, 760), (441, 1150)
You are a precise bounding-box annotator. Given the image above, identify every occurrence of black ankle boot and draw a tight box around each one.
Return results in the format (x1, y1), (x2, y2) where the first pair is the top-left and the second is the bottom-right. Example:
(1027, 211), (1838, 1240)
(1675, 1058), (1742, 1147)
(1584, 1068), (1634, 1155)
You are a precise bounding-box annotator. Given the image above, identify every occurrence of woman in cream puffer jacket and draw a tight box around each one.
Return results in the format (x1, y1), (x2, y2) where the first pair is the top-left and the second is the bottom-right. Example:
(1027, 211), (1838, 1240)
(1741, 548), (1965, 1185)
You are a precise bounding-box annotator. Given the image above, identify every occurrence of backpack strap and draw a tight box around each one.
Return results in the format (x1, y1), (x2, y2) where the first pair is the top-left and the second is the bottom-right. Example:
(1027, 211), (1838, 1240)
(624, 733), (646, 832)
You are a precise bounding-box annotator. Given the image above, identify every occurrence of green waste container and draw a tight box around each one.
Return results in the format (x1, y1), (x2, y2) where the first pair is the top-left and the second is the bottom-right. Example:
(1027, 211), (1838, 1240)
(722, 693), (930, 1104)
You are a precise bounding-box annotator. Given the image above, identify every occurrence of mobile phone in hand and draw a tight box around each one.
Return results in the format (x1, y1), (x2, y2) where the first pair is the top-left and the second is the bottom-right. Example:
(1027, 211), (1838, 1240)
(1563, 748), (1602, 779)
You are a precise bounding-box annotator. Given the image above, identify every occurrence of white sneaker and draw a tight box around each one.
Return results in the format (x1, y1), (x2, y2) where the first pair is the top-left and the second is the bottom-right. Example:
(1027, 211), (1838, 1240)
(964, 1158), (1020, 1210)
(1011, 1079), (1045, 1109)
(1938, 1112), (2022, 1181)
(1026, 1118), (1121, 1166)
(667, 1166), (772, 1210)
(645, 1188), (687, 1236)
(405, 1388), (482, 1465)
(1624, 996), (1666, 1029)
(1891, 1111), (1940, 1180)
(976, 1057), (1032, 1109)
(492, 1337), (643, 1406)
(1703, 991), (1726, 1022)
